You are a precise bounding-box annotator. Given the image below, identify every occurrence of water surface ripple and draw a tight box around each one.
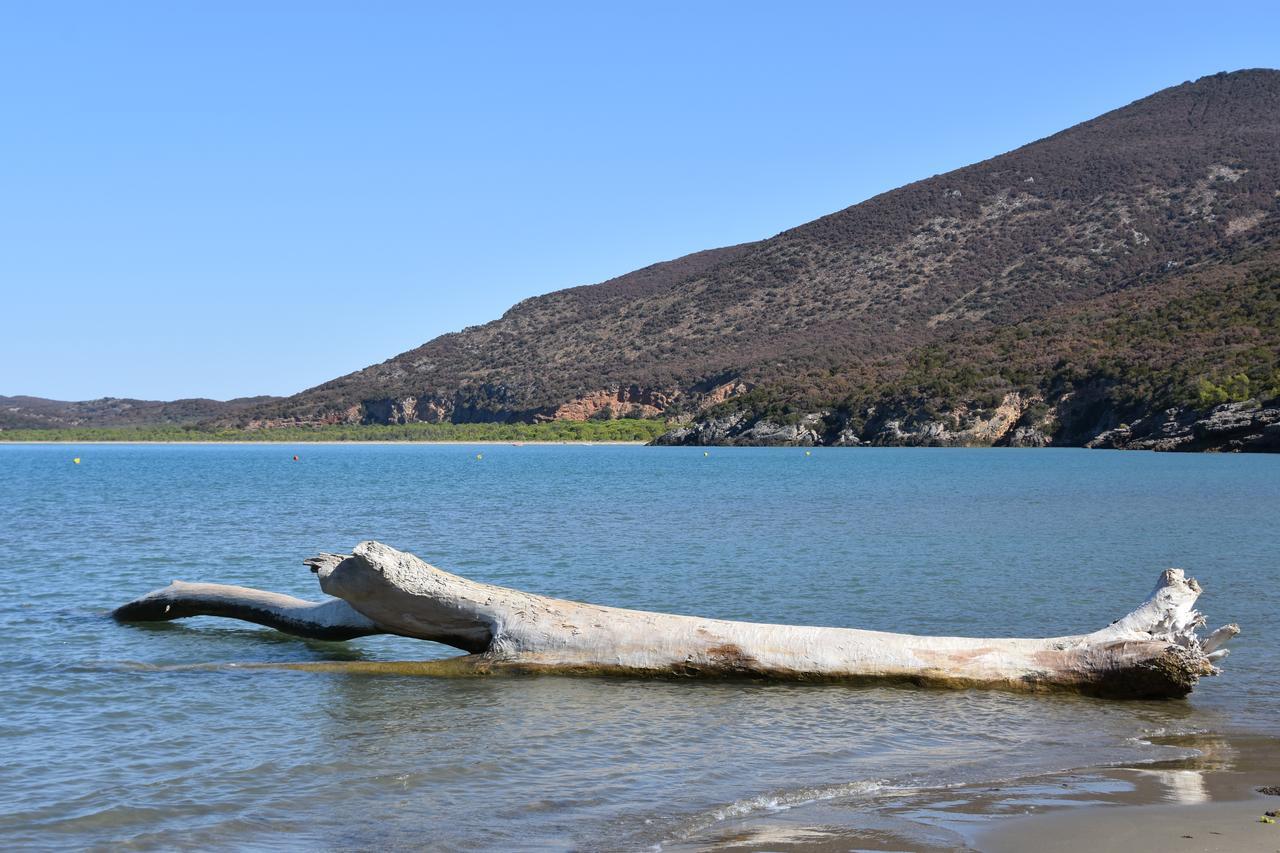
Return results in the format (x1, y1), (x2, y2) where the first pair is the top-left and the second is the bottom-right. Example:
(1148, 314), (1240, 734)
(0, 445), (1275, 849)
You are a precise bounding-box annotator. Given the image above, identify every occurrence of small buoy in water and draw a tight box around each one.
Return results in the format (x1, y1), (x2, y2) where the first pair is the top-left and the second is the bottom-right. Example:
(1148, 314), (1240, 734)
(73, 457), (80, 464)
(703, 451), (709, 457)
(476, 453), (483, 460)
(805, 450), (811, 457)
(292, 455), (299, 462)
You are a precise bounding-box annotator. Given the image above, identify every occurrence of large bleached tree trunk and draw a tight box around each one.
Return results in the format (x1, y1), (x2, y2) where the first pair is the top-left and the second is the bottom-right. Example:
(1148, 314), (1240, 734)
(114, 541), (1237, 699)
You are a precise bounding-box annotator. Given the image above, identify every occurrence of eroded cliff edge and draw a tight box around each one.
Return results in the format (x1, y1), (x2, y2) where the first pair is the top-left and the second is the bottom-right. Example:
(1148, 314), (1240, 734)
(652, 394), (1280, 452)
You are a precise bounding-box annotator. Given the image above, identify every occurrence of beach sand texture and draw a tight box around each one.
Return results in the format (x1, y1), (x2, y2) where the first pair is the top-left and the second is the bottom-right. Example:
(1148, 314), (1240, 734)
(676, 734), (1280, 852)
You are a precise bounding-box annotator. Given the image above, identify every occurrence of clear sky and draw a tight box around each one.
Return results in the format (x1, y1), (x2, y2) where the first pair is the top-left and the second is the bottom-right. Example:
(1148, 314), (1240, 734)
(3, 1), (1278, 401)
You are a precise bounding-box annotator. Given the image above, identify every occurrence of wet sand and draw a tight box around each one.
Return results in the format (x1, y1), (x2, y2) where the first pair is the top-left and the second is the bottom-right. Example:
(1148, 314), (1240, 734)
(981, 799), (1278, 852)
(977, 734), (1280, 853)
(675, 733), (1280, 852)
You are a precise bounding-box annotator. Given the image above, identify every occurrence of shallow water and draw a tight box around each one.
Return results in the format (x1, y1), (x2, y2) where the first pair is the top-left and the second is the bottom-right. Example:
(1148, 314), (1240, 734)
(0, 444), (1276, 850)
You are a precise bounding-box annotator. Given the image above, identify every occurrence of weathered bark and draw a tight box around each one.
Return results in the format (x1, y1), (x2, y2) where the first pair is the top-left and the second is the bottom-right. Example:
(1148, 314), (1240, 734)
(114, 541), (1238, 699)
(112, 581), (381, 641)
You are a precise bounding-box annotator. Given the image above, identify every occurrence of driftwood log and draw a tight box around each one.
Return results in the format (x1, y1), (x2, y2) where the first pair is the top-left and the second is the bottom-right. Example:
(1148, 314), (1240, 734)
(113, 540), (1238, 699)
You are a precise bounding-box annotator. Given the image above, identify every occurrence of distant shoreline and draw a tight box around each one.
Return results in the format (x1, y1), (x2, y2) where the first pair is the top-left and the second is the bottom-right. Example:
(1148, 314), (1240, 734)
(0, 419), (670, 445)
(0, 439), (649, 446)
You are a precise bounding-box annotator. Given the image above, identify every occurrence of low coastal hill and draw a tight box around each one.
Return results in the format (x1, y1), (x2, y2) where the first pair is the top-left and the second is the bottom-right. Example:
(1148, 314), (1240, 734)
(9, 70), (1279, 450)
(237, 69), (1280, 450)
(0, 395), (278, 430)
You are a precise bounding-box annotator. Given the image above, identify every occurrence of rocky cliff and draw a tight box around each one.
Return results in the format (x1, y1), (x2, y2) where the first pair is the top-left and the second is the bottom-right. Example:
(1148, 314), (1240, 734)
(653, 393), (1280, 453)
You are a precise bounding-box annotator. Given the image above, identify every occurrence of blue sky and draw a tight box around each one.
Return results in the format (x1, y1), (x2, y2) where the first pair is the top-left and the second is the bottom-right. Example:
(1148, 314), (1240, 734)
(3, 2), (1278, 401)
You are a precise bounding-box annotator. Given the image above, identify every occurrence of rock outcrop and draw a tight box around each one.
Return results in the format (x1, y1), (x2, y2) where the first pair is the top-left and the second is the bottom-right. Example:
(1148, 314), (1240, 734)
(654, 412), (825, 446)
(542, 387), (675, 422)
(268, 381), (754, 429)
(1087, 398), (1280, 452)
(862, 393), (1037, 447)
(654, 395), (1280, 453)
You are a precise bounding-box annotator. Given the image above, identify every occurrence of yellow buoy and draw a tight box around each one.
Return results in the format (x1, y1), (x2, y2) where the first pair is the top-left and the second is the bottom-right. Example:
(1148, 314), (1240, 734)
(703, 451), (709, 457)
(73, 457), (81, 464)
(805, 450), (811, 456)
(476, 453), (483, 460)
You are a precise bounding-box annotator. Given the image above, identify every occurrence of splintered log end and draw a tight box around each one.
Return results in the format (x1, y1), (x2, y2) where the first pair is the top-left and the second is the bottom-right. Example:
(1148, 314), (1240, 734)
(1202, 623), (1241, 658)
(1084, 568), (1239, 698)
(304, 553), (346, 579)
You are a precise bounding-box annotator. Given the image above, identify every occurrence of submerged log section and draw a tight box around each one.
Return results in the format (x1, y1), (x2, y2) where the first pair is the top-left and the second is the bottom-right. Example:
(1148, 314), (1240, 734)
(114, 541), (1238, 699)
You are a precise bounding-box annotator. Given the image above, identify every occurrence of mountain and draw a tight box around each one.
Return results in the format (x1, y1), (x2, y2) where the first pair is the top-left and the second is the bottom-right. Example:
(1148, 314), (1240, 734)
(0, 395), (278, 430)
(13, 70), (1279, 450)
(227, 69), (1279, 449)
(656, 236), (1279, 450)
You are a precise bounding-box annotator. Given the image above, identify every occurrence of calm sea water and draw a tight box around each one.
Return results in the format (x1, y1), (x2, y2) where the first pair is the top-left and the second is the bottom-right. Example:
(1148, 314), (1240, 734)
(0, 444), (1276, 850)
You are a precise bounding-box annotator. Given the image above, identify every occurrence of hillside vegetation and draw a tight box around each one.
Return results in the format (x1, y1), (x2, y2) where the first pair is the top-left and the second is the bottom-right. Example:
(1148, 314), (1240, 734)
(713, 235), (1280, 420)
(233, 70), (1279, 446)
(0, 395), (277, 430)
(0, 419), (666, 444)
(9, 70), (1279, 450)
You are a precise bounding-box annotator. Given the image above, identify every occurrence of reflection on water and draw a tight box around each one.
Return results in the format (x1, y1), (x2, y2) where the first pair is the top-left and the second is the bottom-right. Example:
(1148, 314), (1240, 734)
(1144, 769), (1209, 804)
(0, 444), (1277, 849)
(1123, 734), (1239, 805)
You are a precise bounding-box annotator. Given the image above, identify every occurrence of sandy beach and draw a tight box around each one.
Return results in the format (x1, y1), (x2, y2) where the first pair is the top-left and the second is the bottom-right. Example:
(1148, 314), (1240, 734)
(976, 734), (1280, 853)
(674, 733), (1280, 852)
(981, 800), (1279, 852)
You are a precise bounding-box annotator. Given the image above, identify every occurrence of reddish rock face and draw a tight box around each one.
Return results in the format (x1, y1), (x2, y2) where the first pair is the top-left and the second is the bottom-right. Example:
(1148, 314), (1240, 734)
(548, 388), (672, 421)
(417, 399), (451, 423)
(243, 405), (363, 430)
(700, 381), (748, 407)
(540, 381), (748, 422)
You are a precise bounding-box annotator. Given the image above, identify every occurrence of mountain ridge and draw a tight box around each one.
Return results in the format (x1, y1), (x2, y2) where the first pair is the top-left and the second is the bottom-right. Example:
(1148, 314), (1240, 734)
(0, 395), (278, 430)
(237, 69), (1279, 446)
(9, 70), (1279, 450)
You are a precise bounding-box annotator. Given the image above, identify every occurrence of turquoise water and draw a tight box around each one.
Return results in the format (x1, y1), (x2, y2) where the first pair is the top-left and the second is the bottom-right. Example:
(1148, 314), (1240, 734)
(0, 444), (1276, 850)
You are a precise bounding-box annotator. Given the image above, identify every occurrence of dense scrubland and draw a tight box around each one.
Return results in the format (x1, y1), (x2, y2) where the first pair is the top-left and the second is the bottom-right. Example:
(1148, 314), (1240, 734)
(710, 236), (1280, 423)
